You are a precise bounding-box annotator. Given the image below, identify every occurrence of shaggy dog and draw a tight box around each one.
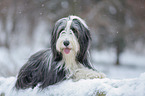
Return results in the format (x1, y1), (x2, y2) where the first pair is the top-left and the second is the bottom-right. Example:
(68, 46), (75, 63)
(15, 16), (105, 89)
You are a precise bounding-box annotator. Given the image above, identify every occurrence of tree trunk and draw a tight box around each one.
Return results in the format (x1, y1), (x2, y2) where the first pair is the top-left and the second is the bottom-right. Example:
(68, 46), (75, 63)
(115, 44), (120, 65)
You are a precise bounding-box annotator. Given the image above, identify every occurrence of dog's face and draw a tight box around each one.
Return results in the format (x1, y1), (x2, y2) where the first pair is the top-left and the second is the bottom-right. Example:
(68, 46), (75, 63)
(56, 19), (80, 56)
(51, 16), (91, 63)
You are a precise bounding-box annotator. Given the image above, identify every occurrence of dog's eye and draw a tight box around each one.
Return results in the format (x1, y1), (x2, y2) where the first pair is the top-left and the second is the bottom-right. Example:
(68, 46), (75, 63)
(71, 28), (78, 37)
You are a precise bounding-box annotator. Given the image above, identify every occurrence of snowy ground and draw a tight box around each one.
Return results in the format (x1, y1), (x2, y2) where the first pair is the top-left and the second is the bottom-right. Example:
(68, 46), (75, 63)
(0, 73), (145, 96)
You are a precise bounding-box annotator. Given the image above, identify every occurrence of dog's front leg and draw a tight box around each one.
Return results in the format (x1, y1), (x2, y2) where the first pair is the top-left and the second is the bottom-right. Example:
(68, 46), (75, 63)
(73, 68), (106, 81)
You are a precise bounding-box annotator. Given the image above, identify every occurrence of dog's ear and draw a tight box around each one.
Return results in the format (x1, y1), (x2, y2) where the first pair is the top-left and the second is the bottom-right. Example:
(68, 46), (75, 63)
(51, 19), (66, 61)
(71, 19), (92, 69)
(78, 23), (92, 69)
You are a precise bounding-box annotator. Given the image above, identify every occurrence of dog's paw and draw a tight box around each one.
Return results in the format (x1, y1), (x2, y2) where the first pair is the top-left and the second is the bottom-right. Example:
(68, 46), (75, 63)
(73, 68), (106, 81)
(86, 72), (106, 79)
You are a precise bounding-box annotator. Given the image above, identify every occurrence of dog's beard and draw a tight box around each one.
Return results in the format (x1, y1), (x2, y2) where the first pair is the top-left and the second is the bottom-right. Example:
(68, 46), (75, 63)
(63, 50), (77, 74)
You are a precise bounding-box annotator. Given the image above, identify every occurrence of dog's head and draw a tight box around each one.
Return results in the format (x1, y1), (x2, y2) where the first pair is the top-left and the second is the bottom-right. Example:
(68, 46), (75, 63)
(51, 16), (91, 63)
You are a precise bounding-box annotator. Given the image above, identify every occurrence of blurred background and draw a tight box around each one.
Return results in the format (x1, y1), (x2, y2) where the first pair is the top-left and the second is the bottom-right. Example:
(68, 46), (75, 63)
(0, 0), (145, 79)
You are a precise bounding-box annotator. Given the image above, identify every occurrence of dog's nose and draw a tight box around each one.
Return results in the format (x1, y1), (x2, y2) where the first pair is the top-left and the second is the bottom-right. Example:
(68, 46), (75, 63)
(63, 40), (70, 46)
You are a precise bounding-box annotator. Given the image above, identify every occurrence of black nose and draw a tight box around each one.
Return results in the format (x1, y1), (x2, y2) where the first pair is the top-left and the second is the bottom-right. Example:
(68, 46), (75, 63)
(63, 40), (70, 46)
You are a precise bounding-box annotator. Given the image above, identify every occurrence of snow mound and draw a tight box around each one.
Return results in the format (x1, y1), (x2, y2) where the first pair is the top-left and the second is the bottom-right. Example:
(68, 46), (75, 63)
(0, 73), (145, 96)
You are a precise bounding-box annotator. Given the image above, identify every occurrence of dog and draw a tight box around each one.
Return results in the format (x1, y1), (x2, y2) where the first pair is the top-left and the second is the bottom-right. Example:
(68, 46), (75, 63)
(15, 15), (105, 89)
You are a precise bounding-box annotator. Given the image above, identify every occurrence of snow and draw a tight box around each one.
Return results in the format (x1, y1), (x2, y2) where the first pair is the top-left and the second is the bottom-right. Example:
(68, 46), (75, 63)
(0, 73), (145, 96)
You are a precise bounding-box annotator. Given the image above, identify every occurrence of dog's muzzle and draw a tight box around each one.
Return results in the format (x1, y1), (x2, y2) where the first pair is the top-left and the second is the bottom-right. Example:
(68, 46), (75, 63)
(63, 40), (71, 54)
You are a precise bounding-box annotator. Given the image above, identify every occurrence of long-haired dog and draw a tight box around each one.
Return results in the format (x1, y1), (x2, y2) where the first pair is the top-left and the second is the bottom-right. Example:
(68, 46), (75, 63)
(15, 16), (105, 89)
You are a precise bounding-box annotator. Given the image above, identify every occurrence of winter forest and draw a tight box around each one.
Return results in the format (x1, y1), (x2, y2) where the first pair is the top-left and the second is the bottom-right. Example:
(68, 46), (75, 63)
(0, 0), (145, 96)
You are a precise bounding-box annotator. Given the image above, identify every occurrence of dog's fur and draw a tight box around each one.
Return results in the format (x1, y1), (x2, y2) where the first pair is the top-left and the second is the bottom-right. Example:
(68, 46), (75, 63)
(15, 16), (105, 89)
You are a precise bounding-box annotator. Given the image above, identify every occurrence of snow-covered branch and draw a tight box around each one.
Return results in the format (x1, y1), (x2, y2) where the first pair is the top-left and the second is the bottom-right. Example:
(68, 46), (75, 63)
(0, 73), (145, 96)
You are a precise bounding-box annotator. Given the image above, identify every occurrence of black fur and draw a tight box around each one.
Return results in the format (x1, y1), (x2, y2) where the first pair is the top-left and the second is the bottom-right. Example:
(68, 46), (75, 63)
(15, 16), (94, 89)
(15, 49), (66, 89)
